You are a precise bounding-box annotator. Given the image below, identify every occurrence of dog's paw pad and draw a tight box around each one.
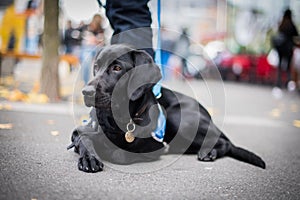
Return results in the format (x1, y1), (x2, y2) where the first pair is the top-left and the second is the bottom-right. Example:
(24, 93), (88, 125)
(90, 157), (104, 172)
(198, 149), (217, 162)
(78, 155), (103, 173)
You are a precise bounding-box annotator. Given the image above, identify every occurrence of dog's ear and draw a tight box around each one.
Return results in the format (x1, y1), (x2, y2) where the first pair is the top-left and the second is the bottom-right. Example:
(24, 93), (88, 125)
(93, 47), (104, 76)
(127, 50), (162, 101)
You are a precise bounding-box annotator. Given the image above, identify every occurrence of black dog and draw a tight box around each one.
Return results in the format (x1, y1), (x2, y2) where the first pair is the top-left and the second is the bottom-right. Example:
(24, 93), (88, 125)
(68, 44), (265, 172)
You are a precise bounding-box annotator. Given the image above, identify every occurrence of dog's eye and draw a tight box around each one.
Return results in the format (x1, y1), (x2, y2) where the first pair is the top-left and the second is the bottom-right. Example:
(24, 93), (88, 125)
(113, 65), (122, 72)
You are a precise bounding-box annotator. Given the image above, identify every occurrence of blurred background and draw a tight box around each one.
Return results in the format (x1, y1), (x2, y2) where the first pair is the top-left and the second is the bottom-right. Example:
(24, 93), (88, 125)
(0, 0), (300, 103)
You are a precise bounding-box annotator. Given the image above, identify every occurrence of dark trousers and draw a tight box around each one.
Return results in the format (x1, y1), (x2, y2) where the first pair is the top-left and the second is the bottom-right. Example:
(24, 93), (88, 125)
(276, 55), (292, 88)
(105, 0), (154, 58)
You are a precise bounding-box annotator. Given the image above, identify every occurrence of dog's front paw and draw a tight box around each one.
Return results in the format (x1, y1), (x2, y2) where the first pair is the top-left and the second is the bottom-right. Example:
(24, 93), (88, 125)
(78, 150), (104, 173)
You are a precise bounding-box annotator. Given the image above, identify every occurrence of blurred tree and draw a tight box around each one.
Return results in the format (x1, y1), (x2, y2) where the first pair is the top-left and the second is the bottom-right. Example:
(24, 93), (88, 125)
(40, 0), (60, 101)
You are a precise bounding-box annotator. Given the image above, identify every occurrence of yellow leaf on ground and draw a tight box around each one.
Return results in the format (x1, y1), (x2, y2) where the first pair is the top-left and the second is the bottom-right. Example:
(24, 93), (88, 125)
(7, 89), (27, 102)
(293, 120), (300, 128)
(51, 131), (59, 136)
(26, 92), (49, 104)
(0, 89), (10, 98)
(61, 86), (73, 97)
(0, 123), (13, 129)
(270, 108), (281, 118)
(31, 81), (40, 93)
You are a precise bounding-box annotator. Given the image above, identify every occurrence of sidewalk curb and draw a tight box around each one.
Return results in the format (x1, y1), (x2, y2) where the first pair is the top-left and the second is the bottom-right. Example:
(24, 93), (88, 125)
(0, 100), (88, 116)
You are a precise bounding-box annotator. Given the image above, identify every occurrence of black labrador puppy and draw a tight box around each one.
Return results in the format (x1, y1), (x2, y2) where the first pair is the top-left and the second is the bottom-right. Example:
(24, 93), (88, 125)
(68, 44), (265, 172)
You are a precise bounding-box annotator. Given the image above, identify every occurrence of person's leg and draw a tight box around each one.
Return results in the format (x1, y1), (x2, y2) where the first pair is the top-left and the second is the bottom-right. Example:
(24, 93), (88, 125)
(13, 14), (26, 53)
(276, 56), (283, 88)
(81, 46), (94, 85)
(105, 0), (154, 58)
(286, 55), (293, 84)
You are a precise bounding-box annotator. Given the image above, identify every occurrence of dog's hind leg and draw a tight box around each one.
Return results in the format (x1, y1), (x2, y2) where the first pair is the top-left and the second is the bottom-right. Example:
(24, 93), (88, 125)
(196, 126), (266, 169)
(197, 137), (231, 161)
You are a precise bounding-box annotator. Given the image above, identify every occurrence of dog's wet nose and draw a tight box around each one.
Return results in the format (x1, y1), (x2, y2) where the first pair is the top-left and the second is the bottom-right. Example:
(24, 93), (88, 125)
(82, 85), (96, 96)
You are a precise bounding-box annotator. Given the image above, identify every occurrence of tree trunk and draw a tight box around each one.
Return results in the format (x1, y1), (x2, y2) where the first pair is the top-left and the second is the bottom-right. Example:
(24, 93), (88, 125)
(40, 0), (60, 101)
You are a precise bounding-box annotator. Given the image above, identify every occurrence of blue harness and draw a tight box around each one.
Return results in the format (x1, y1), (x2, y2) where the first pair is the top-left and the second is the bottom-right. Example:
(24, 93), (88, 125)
(151, 103), (166, 142)
(151, 0), (166, 143)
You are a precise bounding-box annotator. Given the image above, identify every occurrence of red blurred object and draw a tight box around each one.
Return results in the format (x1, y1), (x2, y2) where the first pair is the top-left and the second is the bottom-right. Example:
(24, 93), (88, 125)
(219, 52), (233, 68)
(232, 55), (251, 70)
(231, 54), (252, 80)
(256, 55), (276, 83)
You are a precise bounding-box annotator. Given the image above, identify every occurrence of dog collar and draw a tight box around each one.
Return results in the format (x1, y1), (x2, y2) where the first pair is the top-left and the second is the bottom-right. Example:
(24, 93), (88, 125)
(124, 103), (166, 143)
(151, 103), (166, 143)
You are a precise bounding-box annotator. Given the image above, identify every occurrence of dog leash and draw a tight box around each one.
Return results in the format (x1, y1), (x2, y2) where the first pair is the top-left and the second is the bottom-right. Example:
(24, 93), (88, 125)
(152, 0), (163, 99)
(96, 0), (166, 143)
(152, 0), (166, 143)
(97, 0), (163, 99)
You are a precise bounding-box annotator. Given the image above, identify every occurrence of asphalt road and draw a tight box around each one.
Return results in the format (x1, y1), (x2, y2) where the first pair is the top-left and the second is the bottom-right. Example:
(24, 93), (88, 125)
(1, 81), (300, 200)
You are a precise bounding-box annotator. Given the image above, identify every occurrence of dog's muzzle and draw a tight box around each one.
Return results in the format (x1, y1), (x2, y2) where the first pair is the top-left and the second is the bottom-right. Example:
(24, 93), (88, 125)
(82, 85), (96, 107)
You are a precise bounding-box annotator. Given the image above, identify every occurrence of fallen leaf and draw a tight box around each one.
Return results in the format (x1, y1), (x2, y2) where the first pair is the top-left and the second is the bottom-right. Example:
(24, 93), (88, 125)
(0, 89), (10, 98)
(0, 123), (13, 129)
(26, 92), (49, 104)
(61, 86), (73, 97)
(293, 120), (300, 128)
(31, 81), (40, 93)
(51, 131), (59, 136)
(270, 108), (281, 118)
(8, 89), (27, 102)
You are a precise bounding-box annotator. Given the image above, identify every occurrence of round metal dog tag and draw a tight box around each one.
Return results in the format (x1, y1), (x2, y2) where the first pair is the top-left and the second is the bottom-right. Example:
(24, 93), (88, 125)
(125, 120), (135, 143)
(125, 131), (135, 143)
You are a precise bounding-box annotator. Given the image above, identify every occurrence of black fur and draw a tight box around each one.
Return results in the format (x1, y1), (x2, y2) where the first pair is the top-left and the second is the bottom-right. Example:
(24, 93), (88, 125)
(69, 44), (265, 173)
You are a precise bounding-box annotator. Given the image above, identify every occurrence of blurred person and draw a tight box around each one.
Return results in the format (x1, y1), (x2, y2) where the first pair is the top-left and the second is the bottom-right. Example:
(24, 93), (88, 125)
(80, 14), (105, 85)
(174, 28), (191, 78)
(105, 0), (165, 97)
(0, 4), (26, 53)
(26, 0), (39, 10)
(24, 0), (42, 54)
(105, 0), (154, 58)
(272, 9), (299, 88)
(291, 39), (300, 92)
(63, 20), (81, 56)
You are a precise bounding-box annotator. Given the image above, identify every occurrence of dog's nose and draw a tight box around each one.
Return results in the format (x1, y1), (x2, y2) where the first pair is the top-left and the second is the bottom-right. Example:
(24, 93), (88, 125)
(82, 85), (96, 96)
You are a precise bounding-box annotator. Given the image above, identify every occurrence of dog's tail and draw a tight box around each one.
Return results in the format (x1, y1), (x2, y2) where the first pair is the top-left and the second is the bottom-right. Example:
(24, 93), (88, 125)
(228, 145), (266, 169)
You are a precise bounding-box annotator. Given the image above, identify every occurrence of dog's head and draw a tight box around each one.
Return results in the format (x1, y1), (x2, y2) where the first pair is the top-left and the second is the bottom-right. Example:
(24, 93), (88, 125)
(82, 44), (162, 109)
